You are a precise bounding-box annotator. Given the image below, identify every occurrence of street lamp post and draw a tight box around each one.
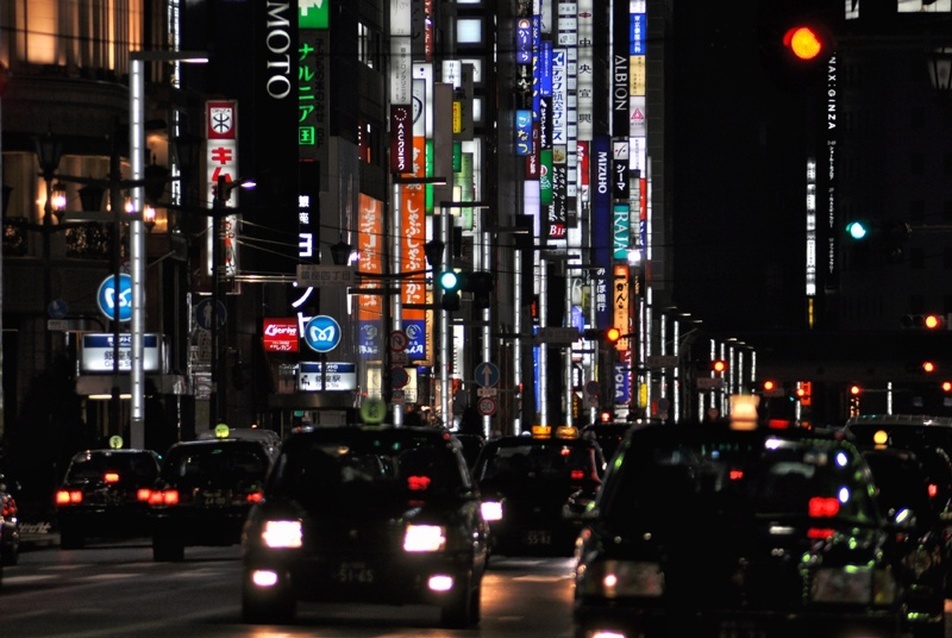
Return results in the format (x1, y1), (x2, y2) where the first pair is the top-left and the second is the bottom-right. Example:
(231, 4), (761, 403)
(209, 175), (253, 427)
(129, 49), (207, 449)
(34, 132), (63, 370)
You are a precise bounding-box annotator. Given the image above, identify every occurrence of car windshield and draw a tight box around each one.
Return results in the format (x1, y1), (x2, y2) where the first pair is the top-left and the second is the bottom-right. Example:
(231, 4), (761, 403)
(162, 443), (270, 487)
(601, 430), (880, 531)
(65, 452), (159, 484)
(268, 437), (466, 506)
(477, 441), (601, 483)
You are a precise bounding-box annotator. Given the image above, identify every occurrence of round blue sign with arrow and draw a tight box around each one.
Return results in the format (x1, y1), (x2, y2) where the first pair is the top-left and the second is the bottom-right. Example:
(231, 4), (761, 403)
(97, 273), (133, 322)
(474, 361), (500, 387)
(303, 315), (342, 353)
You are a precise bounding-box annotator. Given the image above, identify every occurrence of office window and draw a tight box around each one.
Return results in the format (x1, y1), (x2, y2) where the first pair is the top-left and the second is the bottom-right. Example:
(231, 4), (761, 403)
(456, 18), (483, 44)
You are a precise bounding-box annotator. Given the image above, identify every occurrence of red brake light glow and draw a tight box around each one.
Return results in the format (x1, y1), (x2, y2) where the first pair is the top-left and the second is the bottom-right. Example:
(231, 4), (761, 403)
(928, 483), (939, 498)
(149, 489), (180, 506)
(136, 488), (152, 502)
(407, 475), (431, 491)
(808, 496), (840, 518)
(570, 469), (585, 480)
(729, 469), (744, 480)
(246, 491), (263, 503)
(104, 472), (120, 483)
(807, 527), (836, 540)
(55, 489), (83, 505)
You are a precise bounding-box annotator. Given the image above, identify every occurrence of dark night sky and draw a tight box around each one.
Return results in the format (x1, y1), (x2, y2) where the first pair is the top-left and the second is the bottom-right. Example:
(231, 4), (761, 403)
(670, 1), (811, 337)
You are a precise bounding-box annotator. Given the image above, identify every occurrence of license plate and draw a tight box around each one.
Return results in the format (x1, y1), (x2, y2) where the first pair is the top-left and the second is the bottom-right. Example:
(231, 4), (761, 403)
(334, 561), (375, 584)
(524, 529), (552, 546)
(200, 491), (232, 507)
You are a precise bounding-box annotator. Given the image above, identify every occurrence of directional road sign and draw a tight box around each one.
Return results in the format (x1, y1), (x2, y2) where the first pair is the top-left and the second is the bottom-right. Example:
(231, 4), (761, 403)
(474, 361), (500, 387)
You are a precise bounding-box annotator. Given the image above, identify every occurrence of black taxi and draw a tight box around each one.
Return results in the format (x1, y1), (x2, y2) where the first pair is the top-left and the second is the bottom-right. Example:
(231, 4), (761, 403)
(148, 428), (275, 561)
(472, 426), (605, 558)
(572, 413), (907, 638)
(240, 425), (488, 627)
(54, 445), (162, 548)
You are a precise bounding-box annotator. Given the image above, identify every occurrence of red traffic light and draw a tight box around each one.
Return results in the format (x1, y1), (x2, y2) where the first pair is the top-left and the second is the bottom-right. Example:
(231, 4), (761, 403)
(711, 359), (728, 374)
(605, 327), (621, 343)
(783, 25), (826, 61)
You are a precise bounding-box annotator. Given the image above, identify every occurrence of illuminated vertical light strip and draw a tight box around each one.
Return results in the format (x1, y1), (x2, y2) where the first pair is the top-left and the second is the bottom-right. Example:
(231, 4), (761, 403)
(806, 158), (817, 298)
(129, 55), (146, 449)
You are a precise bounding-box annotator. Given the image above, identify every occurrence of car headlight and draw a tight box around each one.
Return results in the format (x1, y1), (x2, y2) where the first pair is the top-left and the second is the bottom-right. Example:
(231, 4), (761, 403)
(404, 524), (446, 552)
(481, 500), (504, 522)
(577, 559), (664, 598)
(260, 520), (302, 548)
(811, 565), (897, 604)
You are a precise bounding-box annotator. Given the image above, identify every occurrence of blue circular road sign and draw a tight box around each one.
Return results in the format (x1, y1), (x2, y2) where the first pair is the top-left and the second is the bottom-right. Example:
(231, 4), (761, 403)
(303, 315), (342, 353)
(97, 273), (133, 322)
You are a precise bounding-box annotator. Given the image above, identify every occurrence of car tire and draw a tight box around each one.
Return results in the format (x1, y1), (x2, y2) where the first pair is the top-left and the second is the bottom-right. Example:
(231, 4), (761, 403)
(440, 571), (477, 629)
(152, 535), (184, 562)
(241, 582), (295, 624)
(59, 528), (85, 550)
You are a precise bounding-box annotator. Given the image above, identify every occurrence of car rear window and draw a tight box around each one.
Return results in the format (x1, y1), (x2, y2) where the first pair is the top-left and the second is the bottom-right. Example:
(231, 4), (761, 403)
(269, 438), (466, 505)
(65, 452), (159, 484)
(478, 442), (601, 482)
(162, 442), (270, 487)
(602, 434), (879, 530)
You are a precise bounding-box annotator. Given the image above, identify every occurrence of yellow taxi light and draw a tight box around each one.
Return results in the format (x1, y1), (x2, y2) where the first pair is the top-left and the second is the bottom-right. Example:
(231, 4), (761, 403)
(531, 425), (552, 439)
(555, 426), (579, 439)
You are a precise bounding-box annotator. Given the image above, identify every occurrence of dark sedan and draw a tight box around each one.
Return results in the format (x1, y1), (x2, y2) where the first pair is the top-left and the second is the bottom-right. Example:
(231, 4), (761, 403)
(472, 429), (605, 558)
(240, 425), (489, 628)
(54, 448), (162, 549)
(148, 436), (274, 561)
(572, 419), (907, 638)
(861, 446), (947, 638)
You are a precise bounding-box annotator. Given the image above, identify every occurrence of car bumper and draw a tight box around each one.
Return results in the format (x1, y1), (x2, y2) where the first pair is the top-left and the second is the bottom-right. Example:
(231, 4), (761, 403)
(151, 508), (249, 546)
(244, 550), (479, 606)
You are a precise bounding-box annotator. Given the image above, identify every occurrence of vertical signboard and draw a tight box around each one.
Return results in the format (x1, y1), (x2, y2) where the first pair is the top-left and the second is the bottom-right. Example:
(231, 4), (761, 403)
(206, 100), (240, 283)
(358, 194), (384, 358)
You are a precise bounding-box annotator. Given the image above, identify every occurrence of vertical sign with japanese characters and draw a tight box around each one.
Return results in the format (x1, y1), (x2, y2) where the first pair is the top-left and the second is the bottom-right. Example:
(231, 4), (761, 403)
(206, 100), (239, 285)
(357, 194), (384, 358)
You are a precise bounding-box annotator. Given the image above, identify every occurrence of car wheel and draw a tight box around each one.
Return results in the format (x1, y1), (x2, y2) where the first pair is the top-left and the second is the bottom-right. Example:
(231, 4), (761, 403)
(152, 535), (184, 562)
(241, 581), (295, 624)
(440, 571), (476, 629)
(59, 528), (85, 550)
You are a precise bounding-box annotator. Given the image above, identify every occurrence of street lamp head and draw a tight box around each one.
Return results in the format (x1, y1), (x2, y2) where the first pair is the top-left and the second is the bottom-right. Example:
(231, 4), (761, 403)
(34, 131), (63, 178)
(50, 183), (68, 219)
(330, 237), (354, 266)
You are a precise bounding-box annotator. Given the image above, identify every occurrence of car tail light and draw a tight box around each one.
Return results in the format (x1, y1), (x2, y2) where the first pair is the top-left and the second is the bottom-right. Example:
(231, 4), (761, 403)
(1, 496), (17, 517)
(807, 527), (836, 539)
(570, 469), (585, 481)
(104, 472), (120, 483)
(55, 489), (83, 505)
(148, 489), (179, 506)
(136, 488), (152, 502)
(246, 491), (263, 503)
(928, 482), (939, 498)
(407, 475), (431, 491)
(808, 496), (840, 518)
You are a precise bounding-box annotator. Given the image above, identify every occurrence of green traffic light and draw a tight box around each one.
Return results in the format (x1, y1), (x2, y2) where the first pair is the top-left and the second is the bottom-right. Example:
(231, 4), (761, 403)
(845, 221), (869, 240)
(438, 270), (460, 291)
